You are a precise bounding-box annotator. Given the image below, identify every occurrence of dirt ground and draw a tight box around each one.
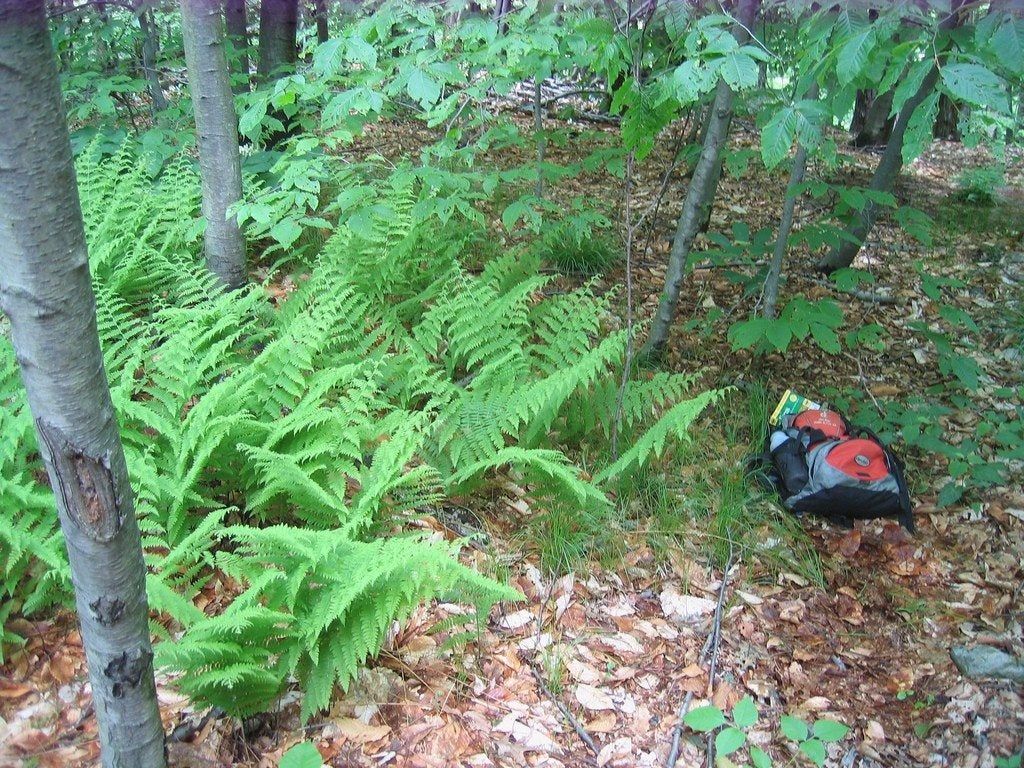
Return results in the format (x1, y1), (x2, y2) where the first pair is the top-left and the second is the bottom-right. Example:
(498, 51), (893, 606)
(1, 113), (1022, 768)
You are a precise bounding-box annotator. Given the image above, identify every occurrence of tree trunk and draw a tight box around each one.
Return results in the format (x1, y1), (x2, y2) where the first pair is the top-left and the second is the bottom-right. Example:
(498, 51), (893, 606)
(0, 3), (166, 767)
(852, 87), (895, 147)
(257, 0), (298, 82)
(224, 0), (250, 93)
(933, 92), (961, 140)
(850, 88), (872, 135)
(180, 0), (248, 288)
(493, 0), (511, 33)
(137, 6), (167, 114)
(534, 76), (545, 198)
(641, 0), (758, 361)
(817, 66), (941, 273)
(764, 83), (819, 319)
(312, 0), (328, 43)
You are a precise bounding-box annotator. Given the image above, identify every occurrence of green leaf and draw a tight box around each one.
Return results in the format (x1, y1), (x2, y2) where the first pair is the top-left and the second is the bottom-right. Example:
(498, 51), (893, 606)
(941, 63), (1009, 114)
(715, 727), (746, 755)
(684, 704), (726, 732)
(269, 219), (302, 249)
(728, 317), (769, 350)
(407, 70), (441, 108)
(719, 52), (759, 90)
(903, 92), (939, 165)
(809, 324), (840, 354)
(750, 746), (773, 768)
(991, 19), (1024, 75)
(799, 738), (826, 767)
(280, 742), (323, 768)
(732, 696), (758, 728)
(765, 320), (793, 352)
(812, 719), (850, 743)
(780, 715), (808, 742)
(837, 27), (875, 85)
(761, 106), (797, 169)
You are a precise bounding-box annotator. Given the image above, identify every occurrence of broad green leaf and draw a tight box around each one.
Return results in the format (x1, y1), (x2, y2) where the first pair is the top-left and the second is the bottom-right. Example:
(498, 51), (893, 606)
(991, 19), (1024, 75)
(728, 317), (769, 350)
(684, 704), (726, 732)
(280, 742), (323, 768)
(719, 52), (759, 90)
(761, 106), (797, 169)
(766, 320), (793, 352)
(893, 207), (933, 246)
(799, 738), (826, 767)
(673, 60), (709, 104)
(407, 70), (441, 108)
(837, 27), (875, 84)
(813, 719), (850, 743)
(269, 219), (302, 249)
(715, 727), (746, 756)
(941, 63), (1009, 114)
(732, 696), (758, 728)
(903, 91), (939, 164)
(780, 714), (809, 742)
(750, 746), (773, 768)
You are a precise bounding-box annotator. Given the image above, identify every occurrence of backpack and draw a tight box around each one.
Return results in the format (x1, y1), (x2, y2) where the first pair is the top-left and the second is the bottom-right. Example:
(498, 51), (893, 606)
(760, 408), (914, 532)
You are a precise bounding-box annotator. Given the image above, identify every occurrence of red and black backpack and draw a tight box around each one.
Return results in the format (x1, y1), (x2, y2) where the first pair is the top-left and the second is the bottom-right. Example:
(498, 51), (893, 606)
(760, 408), (914, 532)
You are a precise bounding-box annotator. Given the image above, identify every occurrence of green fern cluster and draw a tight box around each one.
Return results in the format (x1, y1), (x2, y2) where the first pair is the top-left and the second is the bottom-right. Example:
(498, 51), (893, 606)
(0, 143), (720, 716)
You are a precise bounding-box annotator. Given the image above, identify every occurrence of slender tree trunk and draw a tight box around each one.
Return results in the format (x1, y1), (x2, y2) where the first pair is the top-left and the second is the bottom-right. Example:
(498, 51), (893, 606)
(312, 0), (328, 43)
(493, 0), (511, 33)
(641, 0), (758, 361)
(817, 68), (941, 273)
(224, 0), (250, 93)
(180, 0), (247, 288)
(0, 3), (166, 767)
(257, 0), (298, 82)
(137, 6), (167, 114)
(534, 76), (545, 198)
(764, 83), (819, 319)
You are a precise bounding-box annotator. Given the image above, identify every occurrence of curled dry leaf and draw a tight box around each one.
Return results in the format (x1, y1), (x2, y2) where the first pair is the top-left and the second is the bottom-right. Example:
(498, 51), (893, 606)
(660, 589), (716, 624)
(575, 683), (615, 711)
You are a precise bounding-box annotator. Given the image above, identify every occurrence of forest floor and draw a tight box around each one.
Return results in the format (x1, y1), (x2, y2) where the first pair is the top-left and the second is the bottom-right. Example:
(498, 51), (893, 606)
(1, 115), (1022, 768)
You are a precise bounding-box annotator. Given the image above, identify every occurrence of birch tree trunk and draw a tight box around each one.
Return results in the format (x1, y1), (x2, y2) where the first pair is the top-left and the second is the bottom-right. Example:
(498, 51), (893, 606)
(0, 3), (166, 766)
(137, 4), (168, 114)
(225, 0), (251, 93)
(640, 0), (758, 361)
(764, 83), (819, 319)
(257, 0), (298, 82)
(180, 0), (248, 288)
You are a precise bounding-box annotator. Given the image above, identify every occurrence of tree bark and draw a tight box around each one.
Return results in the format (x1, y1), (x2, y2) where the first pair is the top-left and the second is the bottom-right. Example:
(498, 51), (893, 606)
(764, 84), (818, 319)
(224, 0), (250, 93)
(493, 0), (511, 33)
(257, 0), (298, 82)
(932, 92), (961, 140)
(312, 0), (328, 44)
(0, 3), (166, 767)
(180, 0), (248, 288)
(534, 76), (545, 198)
(137, 5), (167, 114)
(852, 87), (895, 147)
(640, 0), (758, 361)
(850, 88), (871, 135)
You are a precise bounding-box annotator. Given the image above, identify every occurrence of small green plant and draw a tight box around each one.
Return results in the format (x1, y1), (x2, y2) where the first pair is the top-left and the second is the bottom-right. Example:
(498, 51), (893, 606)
(953, 164), (1005, 205)
(280, 742), (324, 768)
(684, 698), (850, 767)
(534, 211), (619, 276)
(728, 298), (844, 355)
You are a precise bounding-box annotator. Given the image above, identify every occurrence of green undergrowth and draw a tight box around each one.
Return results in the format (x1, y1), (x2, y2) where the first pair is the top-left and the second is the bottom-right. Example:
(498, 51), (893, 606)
(632, 385), (824, 587)
(0, 144), (722, 715)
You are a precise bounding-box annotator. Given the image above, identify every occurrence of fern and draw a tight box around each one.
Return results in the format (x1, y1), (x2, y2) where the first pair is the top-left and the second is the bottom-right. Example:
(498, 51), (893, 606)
(1, 144), (718, 718)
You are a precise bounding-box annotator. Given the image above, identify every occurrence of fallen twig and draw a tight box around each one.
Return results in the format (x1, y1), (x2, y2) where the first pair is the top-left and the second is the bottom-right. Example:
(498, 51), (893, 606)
(811, 277), (898, 305)
(528, 663), (600, 759)
(666, 547), (734, 768)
